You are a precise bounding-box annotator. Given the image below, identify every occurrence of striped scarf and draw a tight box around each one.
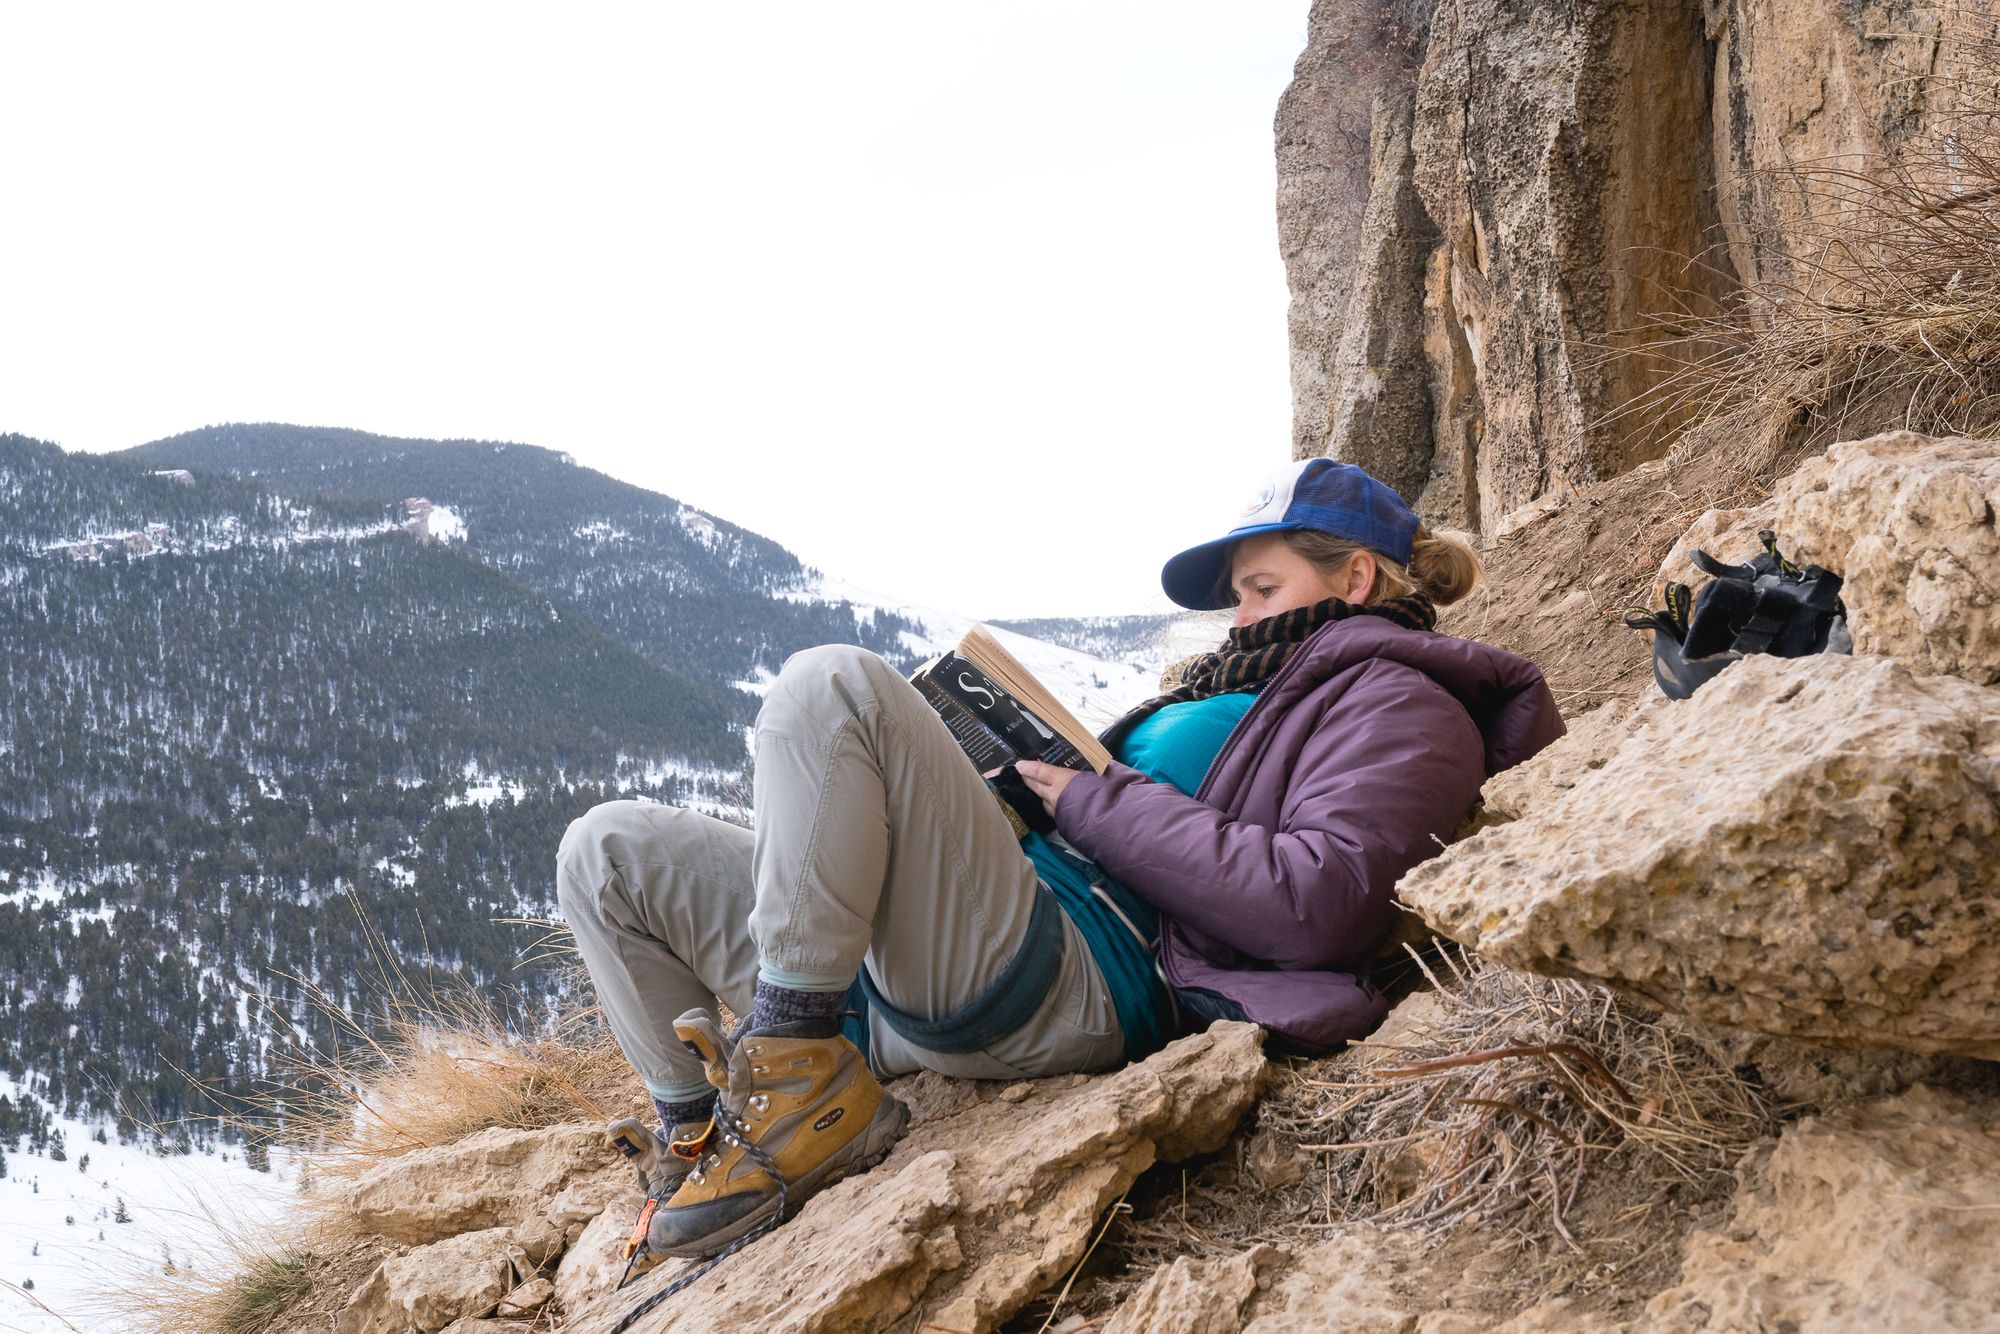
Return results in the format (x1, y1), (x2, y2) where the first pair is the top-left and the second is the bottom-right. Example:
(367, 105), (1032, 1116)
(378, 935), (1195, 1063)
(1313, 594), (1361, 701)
(1100, 593), (1437, 753)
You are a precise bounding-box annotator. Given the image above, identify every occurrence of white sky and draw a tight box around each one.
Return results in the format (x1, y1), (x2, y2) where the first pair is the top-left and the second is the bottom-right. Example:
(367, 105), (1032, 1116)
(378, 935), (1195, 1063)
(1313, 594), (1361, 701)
(2, 2), (1309, 618)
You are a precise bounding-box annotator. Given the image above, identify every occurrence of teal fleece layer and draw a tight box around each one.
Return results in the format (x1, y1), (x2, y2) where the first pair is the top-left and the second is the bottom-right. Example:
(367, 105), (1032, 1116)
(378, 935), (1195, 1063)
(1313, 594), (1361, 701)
(1021, 691), (1258, 1061)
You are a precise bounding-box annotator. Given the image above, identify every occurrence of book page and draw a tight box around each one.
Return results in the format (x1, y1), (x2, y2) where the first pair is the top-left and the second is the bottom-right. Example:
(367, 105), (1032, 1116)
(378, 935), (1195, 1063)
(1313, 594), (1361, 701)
(957, 626), (1113, 773)
(911, 665), (1018, 773)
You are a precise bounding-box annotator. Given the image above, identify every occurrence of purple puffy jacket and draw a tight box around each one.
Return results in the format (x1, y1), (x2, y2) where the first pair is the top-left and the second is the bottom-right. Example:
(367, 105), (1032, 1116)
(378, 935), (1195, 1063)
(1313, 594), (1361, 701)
(1054, 616), (1565, 1052)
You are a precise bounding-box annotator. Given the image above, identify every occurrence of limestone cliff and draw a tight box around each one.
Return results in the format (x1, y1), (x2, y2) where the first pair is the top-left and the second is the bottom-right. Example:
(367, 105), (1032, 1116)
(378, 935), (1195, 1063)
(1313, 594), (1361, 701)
(1279, 0), (1993, 530)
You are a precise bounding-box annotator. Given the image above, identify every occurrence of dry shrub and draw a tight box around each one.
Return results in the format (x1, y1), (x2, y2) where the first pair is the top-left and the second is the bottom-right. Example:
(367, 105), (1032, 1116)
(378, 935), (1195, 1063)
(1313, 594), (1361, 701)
(1596, 4), (2000, 487)
(93, 1238), (329, 1334)
(1117, 948), (1773, 1306)
(259, 930), (641, 1191)
(103, 910), (642, 1331)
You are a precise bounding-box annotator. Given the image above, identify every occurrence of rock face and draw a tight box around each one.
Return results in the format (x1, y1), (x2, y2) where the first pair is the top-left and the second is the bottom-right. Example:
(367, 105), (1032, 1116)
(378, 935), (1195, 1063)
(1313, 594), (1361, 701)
(1647, 1084), (2000, 1331)
(335, 1227), (530, 1334)
(552, 1183), (647, 1317)
(1661, 432), (2000, 685)
(1400, 652), (2000, 1058)
(568, 1022), (1269, 1334)
(344, 1123), (618, 1246)
(1277, 0), (1431, 479)
(1239, 1229), (1425, 1333)
(1101, 1246), (1283, 1334)
(1472, 694), (1662, 828)
(1278, 0), (1968, 529)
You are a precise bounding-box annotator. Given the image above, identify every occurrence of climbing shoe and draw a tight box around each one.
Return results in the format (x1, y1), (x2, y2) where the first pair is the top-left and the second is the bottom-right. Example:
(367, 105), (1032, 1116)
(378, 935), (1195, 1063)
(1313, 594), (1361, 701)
(644, 1007), (910, 1260)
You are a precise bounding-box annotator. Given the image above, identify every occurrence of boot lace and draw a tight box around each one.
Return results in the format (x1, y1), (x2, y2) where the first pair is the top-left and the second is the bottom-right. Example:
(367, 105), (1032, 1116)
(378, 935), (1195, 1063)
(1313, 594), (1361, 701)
(609, 1107), (790, 1331)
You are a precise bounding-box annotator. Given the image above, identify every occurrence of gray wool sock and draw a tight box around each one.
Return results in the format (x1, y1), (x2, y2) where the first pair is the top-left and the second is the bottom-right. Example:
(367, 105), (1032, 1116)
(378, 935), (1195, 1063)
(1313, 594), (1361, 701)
(653, 1091), (715, 1134)
(748, 979), (845, 1038)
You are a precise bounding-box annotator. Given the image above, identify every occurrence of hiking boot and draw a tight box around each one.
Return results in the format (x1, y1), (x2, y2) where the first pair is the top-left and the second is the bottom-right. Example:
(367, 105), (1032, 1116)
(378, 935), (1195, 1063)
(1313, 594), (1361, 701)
(645, 1008), (909, 1260)
(606, 1117), (711, 1280)
(606, 1117), (709, 1196)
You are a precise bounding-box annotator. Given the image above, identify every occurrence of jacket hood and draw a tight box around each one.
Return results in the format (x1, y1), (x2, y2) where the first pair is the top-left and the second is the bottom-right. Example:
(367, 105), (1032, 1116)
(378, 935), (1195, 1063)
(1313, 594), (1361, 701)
(1256, 616), (1566, 777)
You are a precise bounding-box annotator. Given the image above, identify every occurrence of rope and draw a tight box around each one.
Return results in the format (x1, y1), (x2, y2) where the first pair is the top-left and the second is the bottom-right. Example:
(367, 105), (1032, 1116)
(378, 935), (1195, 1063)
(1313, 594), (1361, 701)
(608, 1111), (789, 1334)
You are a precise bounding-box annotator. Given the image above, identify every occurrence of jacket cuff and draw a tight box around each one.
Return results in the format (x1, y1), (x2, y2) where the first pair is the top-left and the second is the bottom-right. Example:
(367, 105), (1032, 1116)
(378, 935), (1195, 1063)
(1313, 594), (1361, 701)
(1052, 762), (1135, 847)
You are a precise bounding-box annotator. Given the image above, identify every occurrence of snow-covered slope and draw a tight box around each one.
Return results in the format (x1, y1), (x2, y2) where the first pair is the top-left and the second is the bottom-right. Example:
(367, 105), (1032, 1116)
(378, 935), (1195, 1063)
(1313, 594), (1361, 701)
(0, 1078), (296, 1334)
(786, 575), (1176, 732)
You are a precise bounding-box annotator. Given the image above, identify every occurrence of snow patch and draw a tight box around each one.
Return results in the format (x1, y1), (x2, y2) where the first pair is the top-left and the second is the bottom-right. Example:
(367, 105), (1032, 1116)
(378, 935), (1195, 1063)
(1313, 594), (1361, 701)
(371, 856), (416, 889)
(573, 521), (633, 543)
(427, 504), (466, 544)
(784, 575), (1162, 730)
(0, 1076), (299, 1334)
(0, 870), (66, 911)
(449, 762), (524, 807)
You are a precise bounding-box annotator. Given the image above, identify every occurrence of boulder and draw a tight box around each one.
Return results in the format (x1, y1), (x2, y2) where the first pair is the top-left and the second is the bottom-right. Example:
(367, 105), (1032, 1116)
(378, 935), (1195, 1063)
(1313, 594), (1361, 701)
(1101, 1246), (1284, 1334)
(1656, 432), (2000, 684)
(552, 1184), (656, 1319)
(1662, 1015), (1953, 1109)
(495, 1277), (554, 1316)
(1240, 1229), (1424, 1332)
(1473, 694), (1662, 828)
(569, 1022), (1269, 1334)
(1647, 1084), (2000, 1331)
(1400, 653), (2000, 1058)
(336, 1227), (528, 1334)
(576, 1149), (963, 1334)
(344, 1123), (617, 1246)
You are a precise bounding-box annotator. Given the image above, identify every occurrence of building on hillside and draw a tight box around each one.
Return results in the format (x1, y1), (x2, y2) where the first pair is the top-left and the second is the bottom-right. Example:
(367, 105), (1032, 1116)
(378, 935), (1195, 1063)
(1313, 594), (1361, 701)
(401, 497), (434, 543)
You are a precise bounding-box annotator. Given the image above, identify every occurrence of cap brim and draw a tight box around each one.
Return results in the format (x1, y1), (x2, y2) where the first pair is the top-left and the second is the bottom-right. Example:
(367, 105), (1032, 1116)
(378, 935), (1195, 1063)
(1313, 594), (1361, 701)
(1160, 521), (1300, 610)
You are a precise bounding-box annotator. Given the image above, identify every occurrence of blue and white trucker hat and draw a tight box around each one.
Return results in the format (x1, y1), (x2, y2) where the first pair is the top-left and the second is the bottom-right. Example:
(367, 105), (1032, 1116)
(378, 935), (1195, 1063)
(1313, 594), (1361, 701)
(1160, 458), (1422, 610)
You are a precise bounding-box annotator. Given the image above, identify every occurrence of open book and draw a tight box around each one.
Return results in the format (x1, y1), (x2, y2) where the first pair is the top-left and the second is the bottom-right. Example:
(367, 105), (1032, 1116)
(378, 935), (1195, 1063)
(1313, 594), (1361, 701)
(909, 625), (1113, 775)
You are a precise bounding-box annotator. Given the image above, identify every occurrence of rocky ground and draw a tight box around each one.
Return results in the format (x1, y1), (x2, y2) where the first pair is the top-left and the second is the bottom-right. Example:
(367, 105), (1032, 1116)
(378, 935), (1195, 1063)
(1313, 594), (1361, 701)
(221, 425), (2000, 1333)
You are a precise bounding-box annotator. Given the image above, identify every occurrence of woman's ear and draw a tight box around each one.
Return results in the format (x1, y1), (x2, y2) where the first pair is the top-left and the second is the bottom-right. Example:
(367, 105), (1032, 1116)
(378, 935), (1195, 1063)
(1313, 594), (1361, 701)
(1342, 551), (1377, 601)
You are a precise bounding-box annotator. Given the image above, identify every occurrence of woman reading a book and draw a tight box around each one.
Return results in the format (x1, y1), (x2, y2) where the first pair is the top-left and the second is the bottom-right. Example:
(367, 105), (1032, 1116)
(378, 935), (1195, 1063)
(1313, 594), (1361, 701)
(558, 457), (1563, 1274)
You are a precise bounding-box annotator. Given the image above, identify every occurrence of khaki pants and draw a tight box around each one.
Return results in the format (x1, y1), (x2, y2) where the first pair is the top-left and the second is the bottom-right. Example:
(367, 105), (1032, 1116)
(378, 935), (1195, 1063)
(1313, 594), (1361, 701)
(557, 644), (1125, 1100)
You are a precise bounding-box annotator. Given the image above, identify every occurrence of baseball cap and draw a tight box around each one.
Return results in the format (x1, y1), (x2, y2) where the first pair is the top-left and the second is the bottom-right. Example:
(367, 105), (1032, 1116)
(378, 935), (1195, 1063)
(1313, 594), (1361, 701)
(1160, 458), (1421, 610)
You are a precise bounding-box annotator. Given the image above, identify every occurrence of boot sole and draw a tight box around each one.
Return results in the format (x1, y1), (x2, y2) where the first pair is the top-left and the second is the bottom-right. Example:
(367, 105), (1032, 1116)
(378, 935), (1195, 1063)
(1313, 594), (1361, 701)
(656, 1092), (912, 1260)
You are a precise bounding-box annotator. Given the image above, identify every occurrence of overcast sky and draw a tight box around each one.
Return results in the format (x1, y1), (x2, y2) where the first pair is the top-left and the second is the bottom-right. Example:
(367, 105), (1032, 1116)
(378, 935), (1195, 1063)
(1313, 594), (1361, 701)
(3, 2), (1310, 618)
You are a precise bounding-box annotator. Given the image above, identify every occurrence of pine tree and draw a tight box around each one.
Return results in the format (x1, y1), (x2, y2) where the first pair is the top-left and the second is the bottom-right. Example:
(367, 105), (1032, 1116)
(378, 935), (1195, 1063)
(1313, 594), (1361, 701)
(114, 1197), (131, 1224)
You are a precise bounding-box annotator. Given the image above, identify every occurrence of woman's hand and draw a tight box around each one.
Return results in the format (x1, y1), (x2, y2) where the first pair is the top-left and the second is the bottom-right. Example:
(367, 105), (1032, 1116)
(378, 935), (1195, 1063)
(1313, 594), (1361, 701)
(1013, 760), (1083, 819)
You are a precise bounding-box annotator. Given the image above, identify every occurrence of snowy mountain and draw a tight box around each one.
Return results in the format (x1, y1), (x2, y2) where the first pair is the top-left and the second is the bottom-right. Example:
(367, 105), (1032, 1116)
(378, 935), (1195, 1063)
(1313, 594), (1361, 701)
(1, 426), (1175, 1171)
(1, 422), (1193, 1328)
(782, 573), (1171, 731)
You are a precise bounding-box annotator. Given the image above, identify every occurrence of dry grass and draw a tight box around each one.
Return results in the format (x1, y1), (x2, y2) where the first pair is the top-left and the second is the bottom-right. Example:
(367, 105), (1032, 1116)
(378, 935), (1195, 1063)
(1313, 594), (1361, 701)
(101, 906), (642, 1332)
(101, 1242), (327, 1334)
(1108, 948), (1774, 1310)
(1592, 4), (2000, 488)
(214, 902), (637, 1187)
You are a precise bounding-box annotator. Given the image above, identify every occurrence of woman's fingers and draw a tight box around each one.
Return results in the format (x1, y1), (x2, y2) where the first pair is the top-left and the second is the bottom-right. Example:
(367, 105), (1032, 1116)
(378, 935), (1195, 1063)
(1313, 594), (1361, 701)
(1015, 760), (1056, 794)
(1013, 760), (1078, 816)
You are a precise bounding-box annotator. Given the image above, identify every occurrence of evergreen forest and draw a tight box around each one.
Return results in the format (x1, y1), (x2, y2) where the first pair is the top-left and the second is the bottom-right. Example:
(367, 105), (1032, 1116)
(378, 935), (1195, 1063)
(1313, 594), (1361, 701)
(0, 428), (926, 1149)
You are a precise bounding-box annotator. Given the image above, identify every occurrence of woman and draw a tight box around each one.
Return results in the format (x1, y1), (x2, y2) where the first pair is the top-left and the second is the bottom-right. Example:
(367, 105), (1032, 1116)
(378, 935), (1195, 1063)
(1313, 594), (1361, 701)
(557, 457), (1563, 1271)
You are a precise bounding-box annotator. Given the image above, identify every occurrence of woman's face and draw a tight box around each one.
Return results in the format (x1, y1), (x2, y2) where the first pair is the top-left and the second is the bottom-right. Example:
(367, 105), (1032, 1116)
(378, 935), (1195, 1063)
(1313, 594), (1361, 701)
(1225, 532), (1375, 629)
